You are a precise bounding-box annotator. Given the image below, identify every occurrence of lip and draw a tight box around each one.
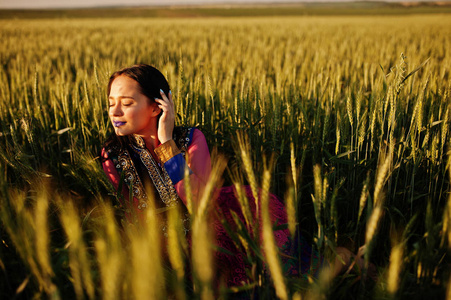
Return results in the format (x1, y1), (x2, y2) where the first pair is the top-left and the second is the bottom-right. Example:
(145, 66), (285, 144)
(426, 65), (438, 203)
(113, 121), (126, 127)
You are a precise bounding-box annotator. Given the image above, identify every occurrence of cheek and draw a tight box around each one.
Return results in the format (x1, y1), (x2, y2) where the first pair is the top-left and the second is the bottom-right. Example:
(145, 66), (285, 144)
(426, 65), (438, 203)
(126, 109), (138, 120)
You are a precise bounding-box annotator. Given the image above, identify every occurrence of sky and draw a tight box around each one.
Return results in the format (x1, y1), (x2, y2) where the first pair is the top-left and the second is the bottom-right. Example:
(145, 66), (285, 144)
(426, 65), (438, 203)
(0, 0), (441, 9)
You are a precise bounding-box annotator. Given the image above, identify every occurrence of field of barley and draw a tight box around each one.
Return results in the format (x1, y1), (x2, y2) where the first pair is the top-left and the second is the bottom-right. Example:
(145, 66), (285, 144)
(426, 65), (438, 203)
(0, 12), (450, 299)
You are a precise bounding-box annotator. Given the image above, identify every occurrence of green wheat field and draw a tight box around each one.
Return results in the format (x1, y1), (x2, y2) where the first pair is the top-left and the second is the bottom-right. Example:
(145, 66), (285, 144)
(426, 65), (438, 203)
(0, 8), (450, 300)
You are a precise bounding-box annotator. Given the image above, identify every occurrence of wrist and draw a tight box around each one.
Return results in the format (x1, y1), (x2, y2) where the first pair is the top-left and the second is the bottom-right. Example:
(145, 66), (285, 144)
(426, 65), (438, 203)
(158, 126), (174, 145)
(154, 139), (181, 163)
(159, 137), (172, 144)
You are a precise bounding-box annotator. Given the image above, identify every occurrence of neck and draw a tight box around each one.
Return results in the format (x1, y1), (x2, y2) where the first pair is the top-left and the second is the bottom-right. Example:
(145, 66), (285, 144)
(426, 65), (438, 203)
(142, 118), (159, 151)
(143, 135), (158, 151)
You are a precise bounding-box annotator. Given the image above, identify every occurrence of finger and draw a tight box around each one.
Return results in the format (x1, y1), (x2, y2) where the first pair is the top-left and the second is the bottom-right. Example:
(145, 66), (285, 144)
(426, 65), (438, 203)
(159, 89), (169, 102)
(155, 98), (166, 105)
(168, 90), (175, 110)
(155, 98), (170, 110)
(168, 90), (174, 104)
(156, 96), (173, 112)
(157, 104), (169, 113)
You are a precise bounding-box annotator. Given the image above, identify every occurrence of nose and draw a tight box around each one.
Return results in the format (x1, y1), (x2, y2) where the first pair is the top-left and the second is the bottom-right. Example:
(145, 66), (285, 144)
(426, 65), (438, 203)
(109, 103), (123, 117)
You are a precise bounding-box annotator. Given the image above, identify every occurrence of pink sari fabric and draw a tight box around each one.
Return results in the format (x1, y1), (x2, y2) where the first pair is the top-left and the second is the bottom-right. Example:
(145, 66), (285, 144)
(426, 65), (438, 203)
(173, 129), (211, 205)
(101, 129), (291, 287)
(213, 185), (290, 286)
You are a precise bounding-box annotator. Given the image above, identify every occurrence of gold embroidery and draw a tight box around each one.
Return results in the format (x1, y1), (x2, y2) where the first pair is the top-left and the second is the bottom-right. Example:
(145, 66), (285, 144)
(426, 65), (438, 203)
(132, 145), (179, 208)
(154, 140), (181, 163)
(108, 129), (191, 234)
(117, 149), (147, 209)
(111, 129), (192, 210)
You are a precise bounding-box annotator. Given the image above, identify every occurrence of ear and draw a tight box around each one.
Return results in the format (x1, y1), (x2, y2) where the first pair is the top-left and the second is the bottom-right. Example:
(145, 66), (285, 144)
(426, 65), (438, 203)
(150, 103), (161, 117)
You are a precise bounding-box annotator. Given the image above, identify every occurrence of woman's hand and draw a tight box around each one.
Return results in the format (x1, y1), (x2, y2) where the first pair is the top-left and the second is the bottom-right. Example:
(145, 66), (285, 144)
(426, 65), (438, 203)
(155, 89), (175, 144)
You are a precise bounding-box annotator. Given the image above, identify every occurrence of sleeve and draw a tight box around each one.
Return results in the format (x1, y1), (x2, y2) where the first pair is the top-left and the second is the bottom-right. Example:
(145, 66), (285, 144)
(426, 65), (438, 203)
(101, 148), (121, 189)
(154, 129), (211, 206)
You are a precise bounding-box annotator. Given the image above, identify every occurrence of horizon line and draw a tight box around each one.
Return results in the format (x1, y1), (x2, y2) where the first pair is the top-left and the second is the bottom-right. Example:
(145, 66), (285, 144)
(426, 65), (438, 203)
(1, 0), (449, 10)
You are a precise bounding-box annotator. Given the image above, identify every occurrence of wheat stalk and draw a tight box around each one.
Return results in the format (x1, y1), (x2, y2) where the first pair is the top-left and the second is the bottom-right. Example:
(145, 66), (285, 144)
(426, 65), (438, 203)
(237, 133), (259, 219)
(94, 204), (123, 300)
(58, 198), (94, 300)
(261, 166), (288, 300)
(387, 242), (404, 296)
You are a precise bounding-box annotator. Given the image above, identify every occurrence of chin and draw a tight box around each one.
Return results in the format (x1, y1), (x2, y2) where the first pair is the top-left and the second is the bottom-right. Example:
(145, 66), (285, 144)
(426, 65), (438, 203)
(114, 129), (128, 136)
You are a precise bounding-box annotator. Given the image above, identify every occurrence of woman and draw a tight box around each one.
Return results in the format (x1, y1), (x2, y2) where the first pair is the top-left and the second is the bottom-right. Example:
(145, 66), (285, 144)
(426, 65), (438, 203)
(101, 64), (296, 286)
(101, 64), (370, 287)
(101, 64), (209, 218)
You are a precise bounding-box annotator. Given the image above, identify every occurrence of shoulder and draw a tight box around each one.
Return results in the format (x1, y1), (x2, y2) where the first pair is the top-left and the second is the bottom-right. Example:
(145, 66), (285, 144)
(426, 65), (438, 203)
(173, 127), (208, 154)
(101, 134), (131, 174)
(172, 127), (198, 149)
(101, 147), (109, 160)
(190, 128), (207, 146)
(102, 133), (128, 159)
(100, 145), (119, 167)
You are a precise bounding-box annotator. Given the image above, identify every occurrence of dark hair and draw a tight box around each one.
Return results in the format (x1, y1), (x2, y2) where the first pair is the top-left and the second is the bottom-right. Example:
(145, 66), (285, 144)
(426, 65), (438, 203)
(107, 64), (170, 102)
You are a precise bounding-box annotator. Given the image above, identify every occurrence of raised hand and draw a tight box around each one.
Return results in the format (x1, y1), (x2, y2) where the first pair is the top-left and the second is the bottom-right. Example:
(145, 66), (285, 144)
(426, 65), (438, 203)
(155, 89), (175, 144)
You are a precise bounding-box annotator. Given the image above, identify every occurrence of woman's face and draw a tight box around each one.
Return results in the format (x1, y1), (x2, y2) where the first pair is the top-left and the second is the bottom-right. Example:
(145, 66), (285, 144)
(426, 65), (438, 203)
(108, 75), (159, 137)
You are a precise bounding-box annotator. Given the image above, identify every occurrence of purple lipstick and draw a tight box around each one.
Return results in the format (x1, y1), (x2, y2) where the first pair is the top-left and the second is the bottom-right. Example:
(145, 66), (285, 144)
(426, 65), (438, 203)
(113, 121), (126, 127)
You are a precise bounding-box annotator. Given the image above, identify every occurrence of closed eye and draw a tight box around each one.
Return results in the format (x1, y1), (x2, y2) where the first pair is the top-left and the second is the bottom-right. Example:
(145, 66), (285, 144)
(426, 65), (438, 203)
(108, 96), (135, 106)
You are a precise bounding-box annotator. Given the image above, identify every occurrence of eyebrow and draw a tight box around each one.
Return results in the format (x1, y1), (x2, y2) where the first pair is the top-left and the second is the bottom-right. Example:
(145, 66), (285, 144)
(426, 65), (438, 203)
(108, 96), (135, 100)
